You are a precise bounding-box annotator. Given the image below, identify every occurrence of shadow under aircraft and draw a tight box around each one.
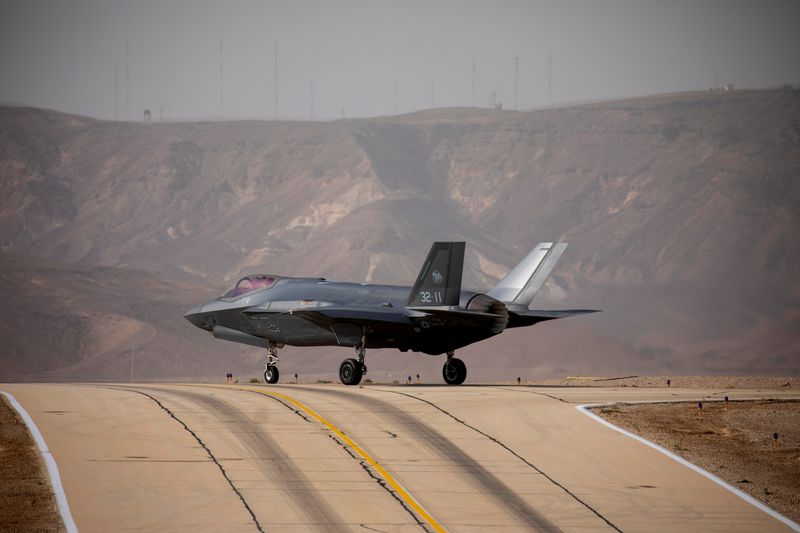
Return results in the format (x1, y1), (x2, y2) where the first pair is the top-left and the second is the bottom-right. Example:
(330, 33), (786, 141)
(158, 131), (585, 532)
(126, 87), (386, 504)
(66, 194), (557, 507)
(185, 242), (598, 385)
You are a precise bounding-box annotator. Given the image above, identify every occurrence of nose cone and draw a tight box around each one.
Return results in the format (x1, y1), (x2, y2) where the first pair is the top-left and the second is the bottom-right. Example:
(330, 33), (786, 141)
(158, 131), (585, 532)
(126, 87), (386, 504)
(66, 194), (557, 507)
(184, 304), (210, 330)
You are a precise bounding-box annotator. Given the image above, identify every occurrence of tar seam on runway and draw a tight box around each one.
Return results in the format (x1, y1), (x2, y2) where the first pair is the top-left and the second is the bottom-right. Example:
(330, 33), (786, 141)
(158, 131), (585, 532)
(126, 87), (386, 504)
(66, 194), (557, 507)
(0, 390), (78, 533)
(497, 386), (570, 403)
(306, 386), (560, 531)
(149, 386), (349, 532)
(234, 387), (434, 533)
(381, 388), (623, 533)
(106, 387), (265, 533)
(577, 402), (800, 532)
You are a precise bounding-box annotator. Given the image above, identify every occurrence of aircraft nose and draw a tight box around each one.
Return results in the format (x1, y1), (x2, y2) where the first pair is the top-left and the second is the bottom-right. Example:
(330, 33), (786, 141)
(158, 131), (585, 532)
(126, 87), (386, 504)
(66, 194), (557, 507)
(184, 304), (208, 329)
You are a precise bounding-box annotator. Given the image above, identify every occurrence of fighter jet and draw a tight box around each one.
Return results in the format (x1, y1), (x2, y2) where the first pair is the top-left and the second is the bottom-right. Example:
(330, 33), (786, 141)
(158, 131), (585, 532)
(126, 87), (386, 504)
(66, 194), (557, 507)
(185, 242), (597, 385)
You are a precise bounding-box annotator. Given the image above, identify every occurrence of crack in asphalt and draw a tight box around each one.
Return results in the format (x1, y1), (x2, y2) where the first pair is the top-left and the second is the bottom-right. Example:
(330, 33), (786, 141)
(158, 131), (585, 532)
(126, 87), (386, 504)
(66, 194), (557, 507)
(299, 386), (561, 532)
(379, 388), (623, 533)
(495, 387), (571, 403)
(103, 386), (264, 533)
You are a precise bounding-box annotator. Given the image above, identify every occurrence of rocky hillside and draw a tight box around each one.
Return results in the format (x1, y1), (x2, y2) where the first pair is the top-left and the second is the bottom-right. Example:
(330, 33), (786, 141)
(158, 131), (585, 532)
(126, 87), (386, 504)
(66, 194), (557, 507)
(1, 88), (799, 380)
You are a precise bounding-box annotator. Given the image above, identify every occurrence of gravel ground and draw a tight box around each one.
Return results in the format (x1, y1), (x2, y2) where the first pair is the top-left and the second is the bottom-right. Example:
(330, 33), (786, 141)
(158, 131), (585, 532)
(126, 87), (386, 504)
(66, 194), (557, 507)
(595, 400), (800, 523)
(0, 395), (63, 532)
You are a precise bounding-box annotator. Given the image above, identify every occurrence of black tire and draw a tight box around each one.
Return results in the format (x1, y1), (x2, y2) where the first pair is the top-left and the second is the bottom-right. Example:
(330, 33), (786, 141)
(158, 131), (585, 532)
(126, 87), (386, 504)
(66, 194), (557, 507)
(264, 365), (279, 384)
(442, 357), (467, 385)
(339, 358), (363, 386)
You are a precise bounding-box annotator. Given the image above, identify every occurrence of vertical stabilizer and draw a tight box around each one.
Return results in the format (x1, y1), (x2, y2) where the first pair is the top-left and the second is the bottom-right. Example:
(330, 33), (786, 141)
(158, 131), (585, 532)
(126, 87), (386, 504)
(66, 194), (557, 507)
(488, 242), (568, 307)
(407, 242), (465, 306)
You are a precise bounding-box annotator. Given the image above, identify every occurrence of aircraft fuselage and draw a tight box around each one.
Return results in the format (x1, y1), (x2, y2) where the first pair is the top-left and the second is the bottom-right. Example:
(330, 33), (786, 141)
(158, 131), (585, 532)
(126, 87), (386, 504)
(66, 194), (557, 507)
(185, 277), (503, 355)
(184, 241), (596, 385)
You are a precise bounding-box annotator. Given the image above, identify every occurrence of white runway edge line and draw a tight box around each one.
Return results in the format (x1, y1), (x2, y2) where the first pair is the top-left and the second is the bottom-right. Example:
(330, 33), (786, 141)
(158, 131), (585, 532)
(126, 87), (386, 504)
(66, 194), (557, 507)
(0, 390), (78, 533)
(576, 402), (800, 532)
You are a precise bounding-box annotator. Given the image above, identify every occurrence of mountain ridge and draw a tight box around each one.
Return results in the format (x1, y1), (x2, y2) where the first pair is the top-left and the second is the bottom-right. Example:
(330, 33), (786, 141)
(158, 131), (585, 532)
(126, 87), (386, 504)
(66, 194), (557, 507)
(2, 88), (799, 380)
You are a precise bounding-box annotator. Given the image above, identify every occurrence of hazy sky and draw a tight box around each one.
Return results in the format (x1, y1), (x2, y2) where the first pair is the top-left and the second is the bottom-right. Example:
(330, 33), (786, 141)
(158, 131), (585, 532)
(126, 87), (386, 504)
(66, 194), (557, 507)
(1, 0), (799, 121)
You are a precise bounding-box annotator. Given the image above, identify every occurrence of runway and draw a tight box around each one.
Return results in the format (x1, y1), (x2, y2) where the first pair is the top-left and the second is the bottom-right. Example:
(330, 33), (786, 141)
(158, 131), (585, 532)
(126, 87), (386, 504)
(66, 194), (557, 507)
(3, 383), (798, 532)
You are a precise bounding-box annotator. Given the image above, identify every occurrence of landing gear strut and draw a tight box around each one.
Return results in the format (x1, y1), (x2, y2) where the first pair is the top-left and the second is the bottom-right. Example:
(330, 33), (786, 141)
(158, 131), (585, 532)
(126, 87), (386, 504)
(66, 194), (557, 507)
(264, 342), (280, 384)
(442, 351), (467, 385)
(339, 330), (367, 386)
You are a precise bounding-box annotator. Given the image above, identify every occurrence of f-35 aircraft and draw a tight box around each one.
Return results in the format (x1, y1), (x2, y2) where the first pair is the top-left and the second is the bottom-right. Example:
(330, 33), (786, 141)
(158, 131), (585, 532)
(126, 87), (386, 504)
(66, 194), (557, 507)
(185, 242), (597, 385)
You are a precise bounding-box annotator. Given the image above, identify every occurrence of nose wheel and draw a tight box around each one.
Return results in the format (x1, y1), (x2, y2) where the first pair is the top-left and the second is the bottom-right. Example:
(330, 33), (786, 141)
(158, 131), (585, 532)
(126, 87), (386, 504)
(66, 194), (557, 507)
(442, 352), (466, 385)
(264, 342), (280, 384)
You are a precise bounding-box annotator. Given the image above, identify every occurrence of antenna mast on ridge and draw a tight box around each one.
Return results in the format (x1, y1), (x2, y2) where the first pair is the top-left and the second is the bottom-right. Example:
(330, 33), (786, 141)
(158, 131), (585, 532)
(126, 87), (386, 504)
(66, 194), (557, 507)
(274, 41), (279, 119)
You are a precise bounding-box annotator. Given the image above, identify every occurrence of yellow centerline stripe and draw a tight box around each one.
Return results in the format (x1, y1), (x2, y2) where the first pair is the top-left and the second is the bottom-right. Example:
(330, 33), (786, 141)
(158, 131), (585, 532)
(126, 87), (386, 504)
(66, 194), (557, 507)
(199, 384), (446, 533)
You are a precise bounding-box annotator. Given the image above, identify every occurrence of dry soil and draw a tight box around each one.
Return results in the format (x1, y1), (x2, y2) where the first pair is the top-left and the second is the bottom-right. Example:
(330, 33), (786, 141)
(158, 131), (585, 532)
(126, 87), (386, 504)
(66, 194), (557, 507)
(0, 395), (62, 532)
(595, 399), (800, 523)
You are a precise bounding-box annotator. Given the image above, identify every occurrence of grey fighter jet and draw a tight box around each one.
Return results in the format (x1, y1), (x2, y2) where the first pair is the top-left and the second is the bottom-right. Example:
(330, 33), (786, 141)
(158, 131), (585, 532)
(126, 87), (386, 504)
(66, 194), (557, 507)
(185, 242), (597, 385)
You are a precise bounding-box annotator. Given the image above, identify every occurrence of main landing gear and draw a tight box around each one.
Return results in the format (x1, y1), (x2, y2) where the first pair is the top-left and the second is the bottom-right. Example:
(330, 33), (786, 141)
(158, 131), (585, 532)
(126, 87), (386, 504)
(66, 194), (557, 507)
(442, 351), (467, 385)
(339, 332), (367, 386)
(264, 342), (280, 384)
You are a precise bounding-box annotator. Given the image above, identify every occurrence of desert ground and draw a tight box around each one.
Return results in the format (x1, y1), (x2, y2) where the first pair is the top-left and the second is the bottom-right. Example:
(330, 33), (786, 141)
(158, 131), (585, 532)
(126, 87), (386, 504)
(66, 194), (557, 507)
(2, 380), (799, 532)
(595, 399), (800, 523)
(0, 394), (63, 531)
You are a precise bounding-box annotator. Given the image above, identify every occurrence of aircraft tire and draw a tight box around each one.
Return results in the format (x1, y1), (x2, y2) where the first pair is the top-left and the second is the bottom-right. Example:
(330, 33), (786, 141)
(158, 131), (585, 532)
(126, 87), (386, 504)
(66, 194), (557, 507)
(339, 358), (363, 386)
(264, 365), (280, 384)
(442, 358), (467, 385)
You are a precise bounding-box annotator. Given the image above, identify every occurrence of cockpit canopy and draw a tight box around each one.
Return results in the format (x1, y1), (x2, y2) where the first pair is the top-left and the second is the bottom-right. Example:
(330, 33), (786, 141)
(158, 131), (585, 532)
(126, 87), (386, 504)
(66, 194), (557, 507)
(221, 274), (279, 299)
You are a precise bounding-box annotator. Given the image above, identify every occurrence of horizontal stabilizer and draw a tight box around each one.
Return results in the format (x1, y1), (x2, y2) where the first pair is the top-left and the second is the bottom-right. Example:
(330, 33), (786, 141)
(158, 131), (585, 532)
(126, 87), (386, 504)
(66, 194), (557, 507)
(488, 242), (568, 307)
(506, 308), (600, 328)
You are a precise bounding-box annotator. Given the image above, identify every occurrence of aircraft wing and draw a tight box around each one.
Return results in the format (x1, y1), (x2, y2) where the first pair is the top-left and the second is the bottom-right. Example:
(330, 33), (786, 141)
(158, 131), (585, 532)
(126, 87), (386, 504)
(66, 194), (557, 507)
(288, 305), (507, 326)
(283, 306), (416, 346)
(289, 305), (509, 347)
(288, 306), (414, 326)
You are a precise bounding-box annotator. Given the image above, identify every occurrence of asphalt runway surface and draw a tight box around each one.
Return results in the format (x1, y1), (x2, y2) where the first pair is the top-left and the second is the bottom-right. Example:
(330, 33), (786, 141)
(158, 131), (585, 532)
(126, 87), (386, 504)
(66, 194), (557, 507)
(3, 383), (798, 532)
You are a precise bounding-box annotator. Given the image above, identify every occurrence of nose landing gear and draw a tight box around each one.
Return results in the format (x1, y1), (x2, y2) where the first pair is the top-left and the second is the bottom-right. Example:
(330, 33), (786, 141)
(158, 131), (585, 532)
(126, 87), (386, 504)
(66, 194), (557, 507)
(442, 351), (466, 385)
(264, 342), (280, 384)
